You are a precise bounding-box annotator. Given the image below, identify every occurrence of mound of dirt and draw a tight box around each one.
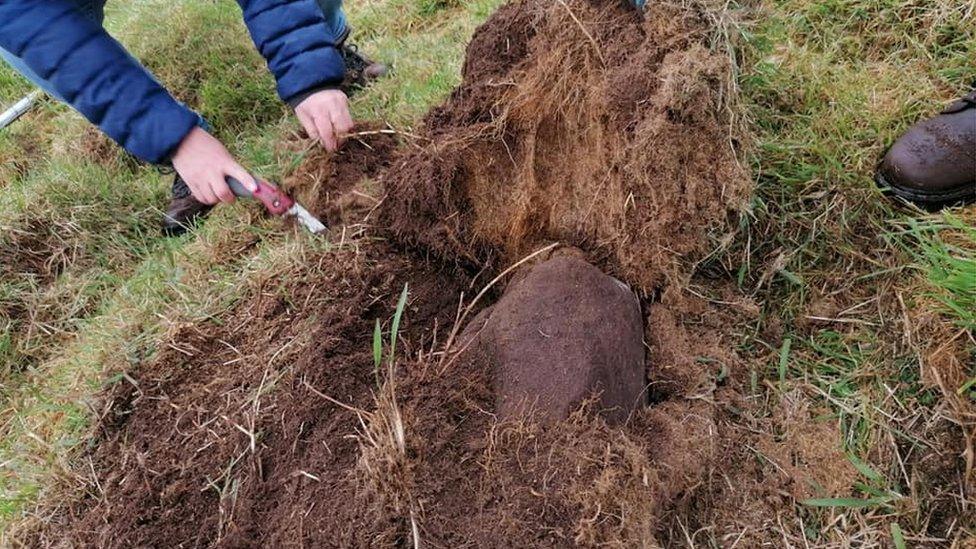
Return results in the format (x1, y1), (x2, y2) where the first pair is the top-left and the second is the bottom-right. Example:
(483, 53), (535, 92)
(382, 0), (751, 292)
(462, 250), (645, 424)
(31, 237), (719, 547)
(26, 1), (811, 547)
(43, 242), (471, 548)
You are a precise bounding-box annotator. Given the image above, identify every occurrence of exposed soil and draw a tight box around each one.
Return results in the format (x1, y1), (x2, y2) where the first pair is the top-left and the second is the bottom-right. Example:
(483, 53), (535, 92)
(382, 0), (751, 291)
(23, 0), (972, 547)
(280, 125), (400, 229)
(45, 241), (468, 548)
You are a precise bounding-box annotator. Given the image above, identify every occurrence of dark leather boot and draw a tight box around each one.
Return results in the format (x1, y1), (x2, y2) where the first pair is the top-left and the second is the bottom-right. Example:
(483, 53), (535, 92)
(161, 175), (213, 237)
(875, 89), (976, 209)
(337, 29), (388, 94)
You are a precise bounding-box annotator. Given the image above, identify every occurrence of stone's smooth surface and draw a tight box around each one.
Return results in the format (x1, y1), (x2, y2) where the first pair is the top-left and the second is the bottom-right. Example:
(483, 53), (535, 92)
(468, 254), (646, 424)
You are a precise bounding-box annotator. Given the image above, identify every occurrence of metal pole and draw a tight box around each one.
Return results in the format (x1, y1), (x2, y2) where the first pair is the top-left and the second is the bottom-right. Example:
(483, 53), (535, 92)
(0, 90), (42, 130)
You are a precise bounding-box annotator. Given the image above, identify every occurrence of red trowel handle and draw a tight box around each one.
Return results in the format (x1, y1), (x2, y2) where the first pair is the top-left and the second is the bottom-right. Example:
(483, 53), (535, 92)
(226, 176), (294, 216)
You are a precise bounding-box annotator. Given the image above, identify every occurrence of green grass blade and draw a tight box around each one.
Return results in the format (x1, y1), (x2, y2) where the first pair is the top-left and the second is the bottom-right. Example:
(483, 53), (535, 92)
(847, 454), (884, 483)
(373, 317), (383, 387)
(801, 496), (894, 508)
(893, 214), (976, 331)
(891, 522), (906, 549)
(778, 269), (803, 286)
(373, 318), (383, 369)
(778, 337), (791, 388)
(388, 283), (409, 364)
(957, 375), (976, 396)
(853, 483), (890, 498)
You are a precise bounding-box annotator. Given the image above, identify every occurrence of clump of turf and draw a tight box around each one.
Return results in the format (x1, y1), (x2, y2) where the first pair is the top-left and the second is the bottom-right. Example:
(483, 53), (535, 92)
(382, 0), (752, 292)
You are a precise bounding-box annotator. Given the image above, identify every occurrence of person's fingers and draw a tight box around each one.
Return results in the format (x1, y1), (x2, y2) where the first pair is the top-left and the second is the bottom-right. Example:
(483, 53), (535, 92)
(191, 181), (218, 205)
(212, 174), (235, 204)
(297, 110), (319, 142)
(330, 106), (354, 143)
(315, 113), (337, 152)
(224, 162), (257, 194)
(202, 184), (220, 205)
(332, 98), (355, 139)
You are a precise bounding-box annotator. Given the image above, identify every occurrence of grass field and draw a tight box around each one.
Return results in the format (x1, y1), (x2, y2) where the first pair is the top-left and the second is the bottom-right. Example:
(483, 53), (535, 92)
(0, 0), (973, 545)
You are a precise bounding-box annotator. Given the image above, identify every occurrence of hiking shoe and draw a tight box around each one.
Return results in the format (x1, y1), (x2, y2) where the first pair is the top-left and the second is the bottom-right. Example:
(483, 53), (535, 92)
(339, 42), (388, 93)
(161, 174), (213, 237)
(875, 88), (976, 210)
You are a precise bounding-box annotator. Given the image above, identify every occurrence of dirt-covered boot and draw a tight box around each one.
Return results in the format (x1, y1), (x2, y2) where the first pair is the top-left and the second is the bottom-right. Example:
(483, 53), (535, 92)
(161, 174), (213, 237)
(337, 31), (388, 94)
(875, 88), (976, 209)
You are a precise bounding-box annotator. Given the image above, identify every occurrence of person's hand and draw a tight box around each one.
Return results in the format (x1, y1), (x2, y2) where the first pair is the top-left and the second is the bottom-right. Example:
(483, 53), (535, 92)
(171, 127), (257, 205)
(294, 89), (354, 152)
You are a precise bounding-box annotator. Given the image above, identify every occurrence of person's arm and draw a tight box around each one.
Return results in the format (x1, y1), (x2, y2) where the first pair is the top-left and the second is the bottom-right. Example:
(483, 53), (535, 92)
(0, 1), (255, 203)
(237, 0), (354, 151)
(0, 1), (197, 163)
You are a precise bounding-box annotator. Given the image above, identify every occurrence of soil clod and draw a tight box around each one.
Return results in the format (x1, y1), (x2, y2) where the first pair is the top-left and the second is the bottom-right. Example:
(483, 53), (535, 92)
(382, 0), (751, 291)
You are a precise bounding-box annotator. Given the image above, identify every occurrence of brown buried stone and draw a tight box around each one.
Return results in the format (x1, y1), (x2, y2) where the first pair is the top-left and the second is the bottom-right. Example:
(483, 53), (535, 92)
(464, 253), (646, 424)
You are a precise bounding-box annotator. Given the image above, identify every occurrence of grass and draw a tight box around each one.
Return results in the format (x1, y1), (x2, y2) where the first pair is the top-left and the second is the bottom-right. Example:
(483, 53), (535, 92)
(374, 283), (409, 386)
(0, 0), (973, 544)
(721, 0), (975, 543)
(893, 213), (976, 331)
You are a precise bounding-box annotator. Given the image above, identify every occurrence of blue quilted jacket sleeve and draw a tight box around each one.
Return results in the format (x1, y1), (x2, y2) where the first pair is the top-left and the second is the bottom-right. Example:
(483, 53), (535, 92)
(0, 1), (200, 164)
(236, 0), (346, 104)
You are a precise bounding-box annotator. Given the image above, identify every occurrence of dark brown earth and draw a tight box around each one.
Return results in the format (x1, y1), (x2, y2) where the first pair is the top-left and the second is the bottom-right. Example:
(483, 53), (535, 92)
(33, 243), (740, 547)
(23, 0), (973, 547)
(382, 0), (751, 291)
(48, 241), (472, 548)
(281, 124), (400, 228)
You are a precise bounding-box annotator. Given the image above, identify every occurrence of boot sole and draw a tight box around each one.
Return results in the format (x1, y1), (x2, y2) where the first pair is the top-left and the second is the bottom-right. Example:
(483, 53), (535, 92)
(161, 208), (213, 237)
(161, 223), (191, 237)
(875, 171), (975, 211)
